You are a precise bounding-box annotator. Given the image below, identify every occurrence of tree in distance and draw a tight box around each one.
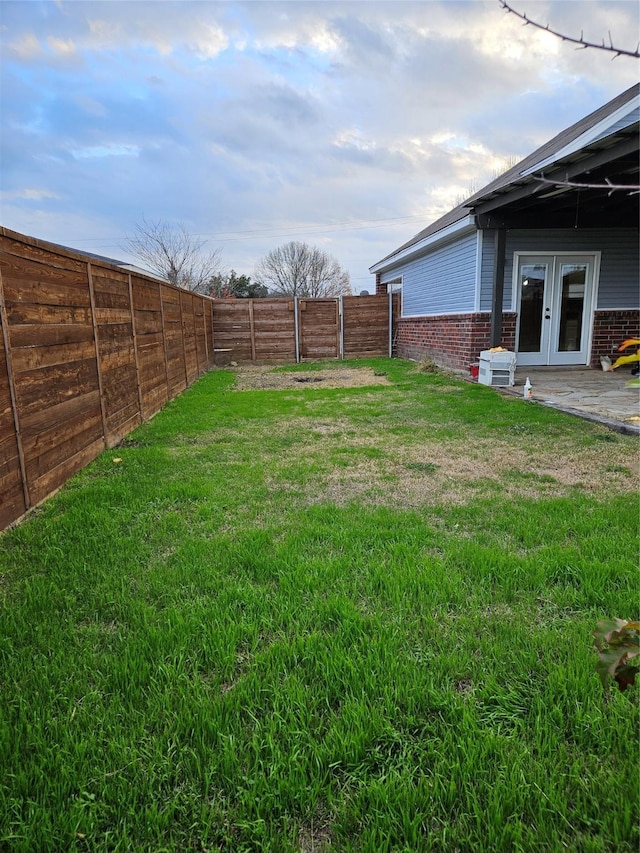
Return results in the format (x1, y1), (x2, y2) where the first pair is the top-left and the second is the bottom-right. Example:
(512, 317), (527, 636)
(124, 218), (223, 294)
(255, 241), (352, 298)
(208, 270), (268, 299)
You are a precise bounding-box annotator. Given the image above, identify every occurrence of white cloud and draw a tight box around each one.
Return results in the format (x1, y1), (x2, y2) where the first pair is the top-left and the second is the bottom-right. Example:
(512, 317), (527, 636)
(333, 130), (377, 152)
(188, 24), (229, 59)
(86, 18), (123, 44)
(8, 32), (43, 59)
(2, 188), (62, 201)
(1, 0), (638, 286)
(47, 36), (76, 56)
(71, 144), (141, 159)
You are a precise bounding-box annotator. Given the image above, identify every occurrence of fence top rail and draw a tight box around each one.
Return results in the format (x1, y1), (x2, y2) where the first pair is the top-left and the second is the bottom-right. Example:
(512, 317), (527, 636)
(210, 295), (389, 304)
(0, 227), (215, 304)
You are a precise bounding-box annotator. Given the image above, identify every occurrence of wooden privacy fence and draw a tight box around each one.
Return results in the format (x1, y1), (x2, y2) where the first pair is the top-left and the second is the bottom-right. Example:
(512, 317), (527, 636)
(0, 228), (400, 532)
(0, 228), (215, 531)
(212, 293), (399, 363)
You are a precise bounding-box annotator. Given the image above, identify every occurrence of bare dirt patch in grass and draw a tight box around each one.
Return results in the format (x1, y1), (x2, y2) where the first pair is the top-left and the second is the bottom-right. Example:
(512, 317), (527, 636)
(232, 365), (391, 391)
(298, 814), (333, 852)
(266, 431), (637, 507)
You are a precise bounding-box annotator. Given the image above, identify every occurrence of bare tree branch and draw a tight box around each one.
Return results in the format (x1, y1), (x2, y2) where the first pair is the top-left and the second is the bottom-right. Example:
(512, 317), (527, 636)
(124, 218), (223, 294)
(499, 0), (640, 59)
(254, 241), (351, 297)
(533, 174), (640, 196)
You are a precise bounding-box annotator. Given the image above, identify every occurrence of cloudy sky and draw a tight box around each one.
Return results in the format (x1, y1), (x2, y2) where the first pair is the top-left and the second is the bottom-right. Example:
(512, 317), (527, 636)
(1, 1), (638, 292)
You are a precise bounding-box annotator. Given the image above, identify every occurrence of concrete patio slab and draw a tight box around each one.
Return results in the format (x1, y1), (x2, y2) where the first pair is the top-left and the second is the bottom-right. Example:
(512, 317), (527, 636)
(504, 367), (640, 435)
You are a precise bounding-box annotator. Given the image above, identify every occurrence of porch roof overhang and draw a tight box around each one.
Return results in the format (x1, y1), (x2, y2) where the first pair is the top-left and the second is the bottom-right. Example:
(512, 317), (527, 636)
(467, 123), (640, 230)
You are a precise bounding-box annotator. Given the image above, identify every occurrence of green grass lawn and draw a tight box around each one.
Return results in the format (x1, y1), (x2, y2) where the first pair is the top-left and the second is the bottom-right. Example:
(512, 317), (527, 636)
(1, 358), (638, 852)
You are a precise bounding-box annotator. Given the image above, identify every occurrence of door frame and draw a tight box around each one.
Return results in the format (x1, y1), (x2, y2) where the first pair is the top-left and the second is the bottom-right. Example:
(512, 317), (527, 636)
(512, 251), (600, 366)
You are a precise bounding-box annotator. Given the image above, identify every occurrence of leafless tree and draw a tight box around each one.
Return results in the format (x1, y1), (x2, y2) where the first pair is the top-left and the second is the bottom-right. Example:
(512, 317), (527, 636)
(499, 0), (640, 59)
(124, 218), (223, 294)
(255, 241), (352, 297)
(451, 157), (522, 207)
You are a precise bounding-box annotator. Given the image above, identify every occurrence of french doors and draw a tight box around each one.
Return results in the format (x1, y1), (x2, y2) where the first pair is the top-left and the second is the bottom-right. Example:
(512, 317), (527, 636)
(515, 254), (597, 366)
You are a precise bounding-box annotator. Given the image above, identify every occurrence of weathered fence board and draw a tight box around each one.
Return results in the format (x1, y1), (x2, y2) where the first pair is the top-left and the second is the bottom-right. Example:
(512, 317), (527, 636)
(1, 234), (105, 522)
(29, 437), (106, 507)
(211, 300), (253, 362)
(211, 295), (394, 363)
(91, 265), (140, 446)
(132, 276), (169, 421)
(343, 295), (390, 357)
(1, 226), (397, 533)
(0, 233), (88, 273)
(181, 292), (199, 384)
(298, 299), (339, 360)
(161, 285), (188, 398)
(205, 301), (214, 363)
(0, 315), (26, 529)
(0, 227), (216, 532)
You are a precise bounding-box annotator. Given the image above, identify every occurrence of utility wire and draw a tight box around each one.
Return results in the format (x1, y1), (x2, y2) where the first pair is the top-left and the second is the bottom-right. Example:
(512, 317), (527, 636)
(68, 213), (429, 247)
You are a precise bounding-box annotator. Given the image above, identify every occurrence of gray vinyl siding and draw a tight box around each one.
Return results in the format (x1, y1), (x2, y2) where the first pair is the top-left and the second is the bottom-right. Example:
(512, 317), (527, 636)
(390, 231), (477, 316)
(480, 228), (639, 311)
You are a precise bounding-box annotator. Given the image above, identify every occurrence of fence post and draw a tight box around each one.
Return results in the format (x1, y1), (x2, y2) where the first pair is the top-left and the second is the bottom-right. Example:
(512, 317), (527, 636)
(158, 282), (171, 401)
(388, 289), (393, 357)
(128, 273), (144, 418)
(339, 295), (344, 360)
(294, 296), (300, 363)
(202, 297), (209, 366)
(86, 262), (109, 446)
(0, 266), (30, 510)
(198, 294), (207, 376)
(178, 290), (188, 388)
(190, 294), (197, 377)
(210, 299), (215, 366)
(248, 299), (256, 362)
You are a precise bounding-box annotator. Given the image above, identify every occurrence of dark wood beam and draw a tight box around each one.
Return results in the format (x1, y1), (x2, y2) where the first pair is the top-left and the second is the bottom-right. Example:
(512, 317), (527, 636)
(491, 228), (506, 347)
(476, 200), (638, 231)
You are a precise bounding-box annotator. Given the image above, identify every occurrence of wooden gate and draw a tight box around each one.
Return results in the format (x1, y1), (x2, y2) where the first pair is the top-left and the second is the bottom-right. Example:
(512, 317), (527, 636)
(298, 298), (340, 360)
(211, 294), (397, 363)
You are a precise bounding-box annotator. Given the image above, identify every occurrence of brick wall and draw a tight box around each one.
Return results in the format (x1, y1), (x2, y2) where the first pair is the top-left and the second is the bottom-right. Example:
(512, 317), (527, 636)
(395, 312), (517, 370)
(590, 310), (640, 368)
(394, 309), (639, 370)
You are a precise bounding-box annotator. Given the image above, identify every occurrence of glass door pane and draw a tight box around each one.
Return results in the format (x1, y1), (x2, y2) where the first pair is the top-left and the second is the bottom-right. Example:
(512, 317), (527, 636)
(549, 257), (593, 366)
(557, 264), (586, 352)
(517, 263), (548, 356)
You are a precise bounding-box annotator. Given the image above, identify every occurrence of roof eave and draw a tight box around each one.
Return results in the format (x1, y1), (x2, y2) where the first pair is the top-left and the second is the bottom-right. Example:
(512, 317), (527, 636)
(467, 129), (639, 216)
(369, 214), (475, 275)
(521, 92), (640, 177)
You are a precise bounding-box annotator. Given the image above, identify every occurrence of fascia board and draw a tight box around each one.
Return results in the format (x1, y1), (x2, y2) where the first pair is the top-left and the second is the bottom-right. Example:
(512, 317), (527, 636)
(369, 215), (475, 274)
(521, 94), (640, 177)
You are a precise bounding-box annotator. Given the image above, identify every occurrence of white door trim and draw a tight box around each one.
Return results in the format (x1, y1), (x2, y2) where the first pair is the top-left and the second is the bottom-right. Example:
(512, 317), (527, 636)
(512, 251), (601, 366)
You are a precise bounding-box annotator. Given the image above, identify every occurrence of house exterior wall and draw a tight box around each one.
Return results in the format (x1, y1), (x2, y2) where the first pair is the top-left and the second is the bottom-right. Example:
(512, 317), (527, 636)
(480, 228), (639, 311)
(590, 310), (640, 367)
(395, 312), (516, 370)
(384, 226), (637, 370)
(386, 231), (478, 317)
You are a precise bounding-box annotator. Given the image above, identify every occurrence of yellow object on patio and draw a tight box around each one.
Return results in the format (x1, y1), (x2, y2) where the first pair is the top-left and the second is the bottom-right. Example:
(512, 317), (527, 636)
(611, 338), (640, 371)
